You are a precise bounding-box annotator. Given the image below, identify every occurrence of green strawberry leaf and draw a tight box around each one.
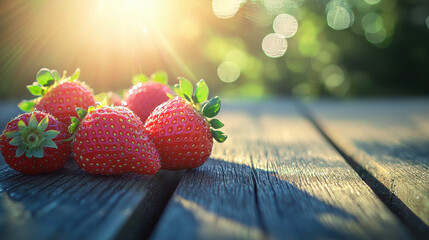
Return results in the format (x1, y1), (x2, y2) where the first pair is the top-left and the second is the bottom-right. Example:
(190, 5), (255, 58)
(69, 68), (80, 81)
(42, 139), (58, 149)
(209, 119), (224, 129)
(211, 129), (227, 143)
(51, 69), (61, 81)
(16, 144), (25, 157)
(178, 77), (193, 101)
(193, 79), (209, 103)
(76, 107), (88, 119)
(9, 137), (21, 146)
(38, 116), (49, 132)
(88, 106), (96, 112)
(27, 84), (43, 96)
(44, 130), (59, 140)
(36, 68), (56, 87)
(18, 120), (26, 130)
(4, 131), (19, 139)
(151, 71), (168, 84)
(68, 117), (80, 134)
(202, 96), (221, 118)
(33, 148), (43, 158)
(28, 114), (38, 128)
(183, 94), (192, 102)
(132, 74), (148, 85)
(18, 100), (36, 112)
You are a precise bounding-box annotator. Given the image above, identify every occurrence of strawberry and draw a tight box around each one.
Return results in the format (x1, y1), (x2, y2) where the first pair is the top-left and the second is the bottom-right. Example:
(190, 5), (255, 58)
(18, 68), (96, 125)
(0, 111), (71, 174)
(124, 72), (173, 122)
(70, 105), (161, 175)
(144, 78), (227, 170)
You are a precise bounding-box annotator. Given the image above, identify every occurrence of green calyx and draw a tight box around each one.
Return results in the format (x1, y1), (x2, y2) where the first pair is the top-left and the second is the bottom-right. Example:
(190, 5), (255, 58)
(132, 71), (168, 85)
(4, 114), (59, 158)
(68, 102), (106, 135)
(18, 68), (81, 112)
(68, 107), (87, 135)
(173, 78), (227, 143)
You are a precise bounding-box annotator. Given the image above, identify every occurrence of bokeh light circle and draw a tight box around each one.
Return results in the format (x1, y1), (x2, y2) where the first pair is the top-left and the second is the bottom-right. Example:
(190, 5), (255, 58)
(365, 28), (387, 44)
(264, 0), (286, 14)
(262, 33), (288, 58)
(217, 61), (241, 83)
(362, 12), (383, 34)
(327, 6), (353, 30)
(326, 0), (353, 11)
(273, 14), (298, 38)
(212, 0), (243, 19)
(321, 64), (345, 91)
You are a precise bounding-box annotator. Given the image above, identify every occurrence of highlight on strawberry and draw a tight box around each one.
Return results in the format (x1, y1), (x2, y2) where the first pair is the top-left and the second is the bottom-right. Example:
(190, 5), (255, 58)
(0, 111), (71, 174)
(18, 68), (96, 125)
(144, 78), (227, 170)
(69, 105), (161, 175)
(124, 71), (173, 122)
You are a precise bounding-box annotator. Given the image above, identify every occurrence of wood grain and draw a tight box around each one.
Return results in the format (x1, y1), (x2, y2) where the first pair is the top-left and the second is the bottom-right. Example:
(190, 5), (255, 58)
(151, 100), (412, 240)
(306, 99), (429, 236)
(0, 159), (184, 240)
(0, 103), (184, 240)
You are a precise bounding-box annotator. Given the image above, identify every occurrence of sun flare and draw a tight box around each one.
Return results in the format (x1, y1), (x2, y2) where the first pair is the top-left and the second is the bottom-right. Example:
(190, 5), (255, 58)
(0, 0), (208, 94)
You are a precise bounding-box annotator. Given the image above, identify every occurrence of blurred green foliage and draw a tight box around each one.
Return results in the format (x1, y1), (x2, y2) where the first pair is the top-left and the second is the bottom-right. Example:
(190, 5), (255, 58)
(0, 0), (428, 100)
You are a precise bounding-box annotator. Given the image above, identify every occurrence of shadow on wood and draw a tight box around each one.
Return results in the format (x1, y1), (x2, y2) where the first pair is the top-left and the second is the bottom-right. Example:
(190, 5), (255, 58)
(152, 158), (373, 239)
(0, 159), (184, 240)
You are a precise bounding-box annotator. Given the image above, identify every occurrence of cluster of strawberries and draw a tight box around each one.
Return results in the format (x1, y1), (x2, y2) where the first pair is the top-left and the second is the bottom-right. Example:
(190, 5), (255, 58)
(0, 68), (226, 175)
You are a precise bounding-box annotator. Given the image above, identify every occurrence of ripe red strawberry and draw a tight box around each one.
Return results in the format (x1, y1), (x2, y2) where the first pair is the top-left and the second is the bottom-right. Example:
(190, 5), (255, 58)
(144, 78), (227, 170)
(0, 111), (71, 174)
(70, 106), (161, 175)
(125, 72), (173, 122)
(18, 68), (96, 125)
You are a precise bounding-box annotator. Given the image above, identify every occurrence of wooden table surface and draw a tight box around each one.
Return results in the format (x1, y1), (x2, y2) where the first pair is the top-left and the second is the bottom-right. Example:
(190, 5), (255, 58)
(0, 99), (428, 240)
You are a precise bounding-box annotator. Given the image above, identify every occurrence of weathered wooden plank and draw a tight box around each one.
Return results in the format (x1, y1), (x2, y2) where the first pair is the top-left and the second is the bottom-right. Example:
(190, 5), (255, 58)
(306, 98), (429, 236)
(0, 159), (184, 240)
(0, 102), (184, 240)
(0, 159), (185, 240)
(151, 100), (412, 240)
